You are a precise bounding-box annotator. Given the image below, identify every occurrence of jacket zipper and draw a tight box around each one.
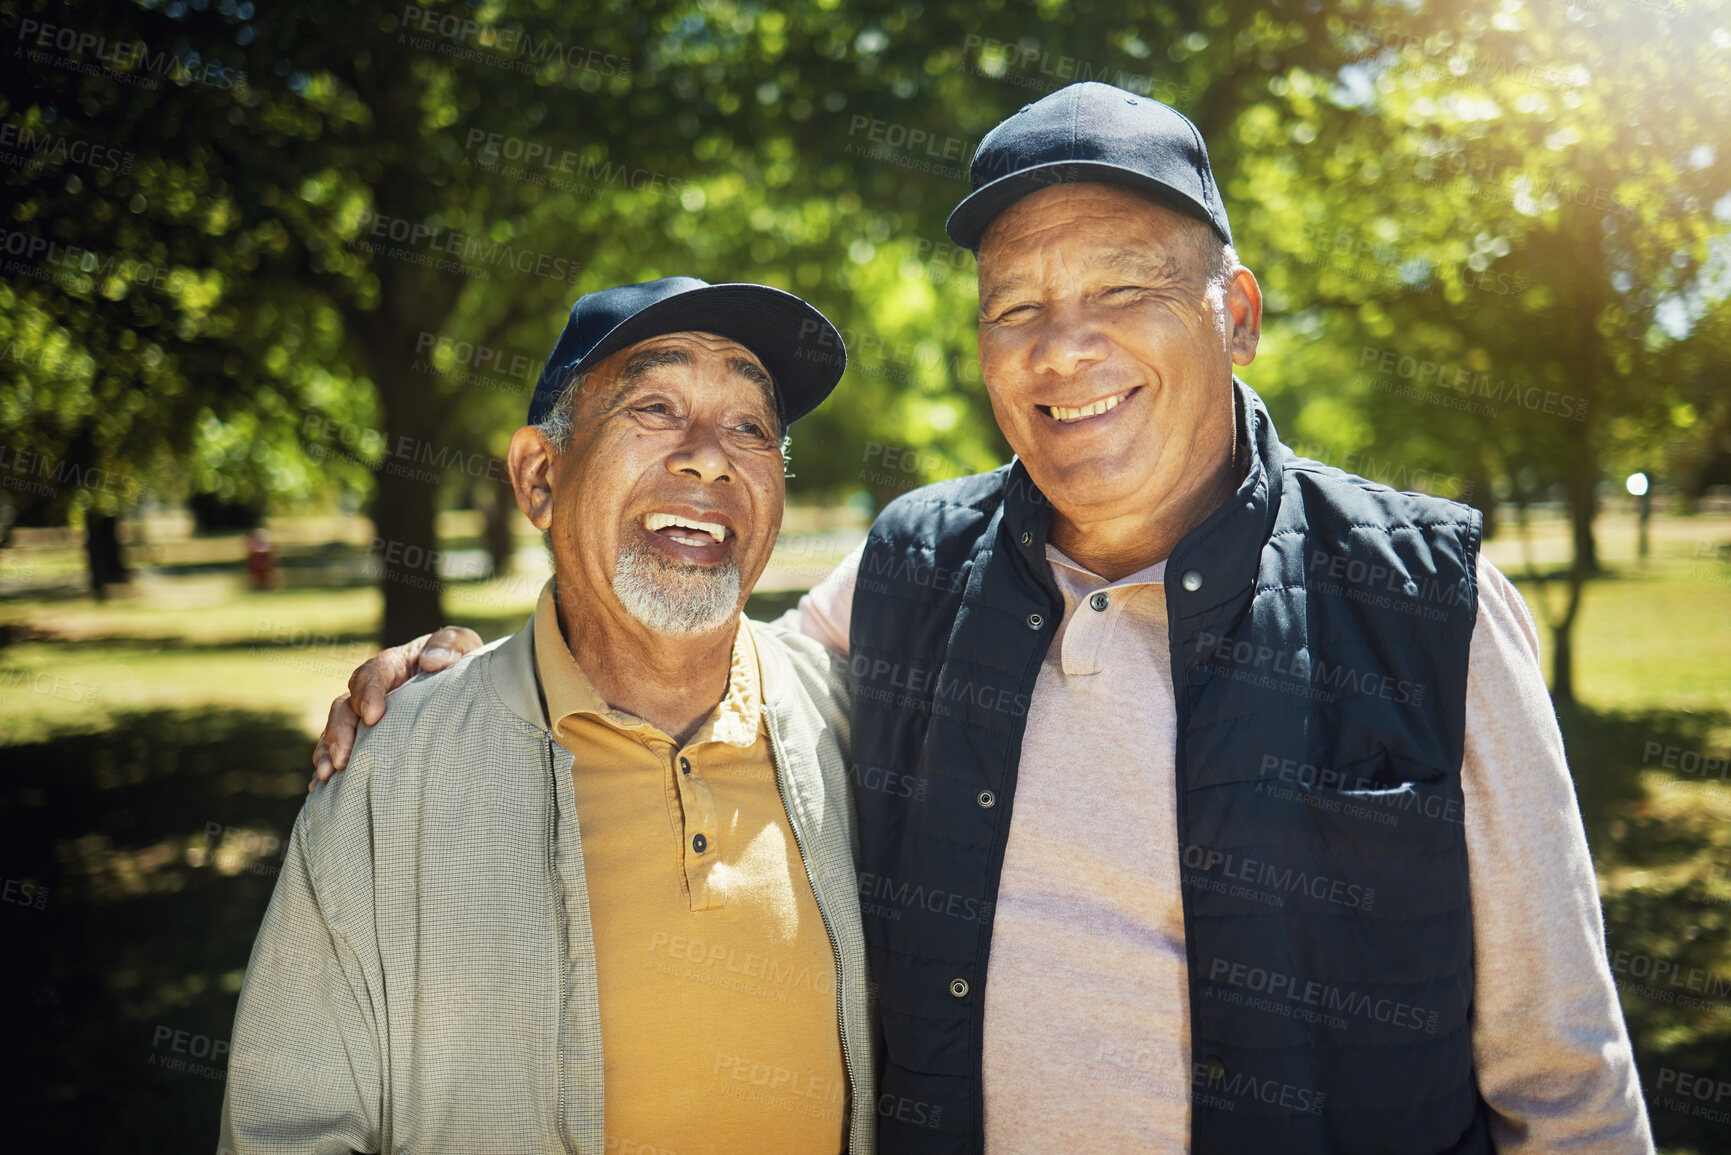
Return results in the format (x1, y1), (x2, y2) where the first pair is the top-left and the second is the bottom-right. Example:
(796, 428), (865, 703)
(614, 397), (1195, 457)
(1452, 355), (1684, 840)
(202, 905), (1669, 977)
(768, 716), (857, 1151)
(548, 736), (572, 1153)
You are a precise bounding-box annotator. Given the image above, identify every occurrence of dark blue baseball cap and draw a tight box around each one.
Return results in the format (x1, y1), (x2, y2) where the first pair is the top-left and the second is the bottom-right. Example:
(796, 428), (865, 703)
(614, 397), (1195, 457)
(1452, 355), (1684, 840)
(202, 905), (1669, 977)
(526, 277), (847, 430)
(946, 81), (1232, 251)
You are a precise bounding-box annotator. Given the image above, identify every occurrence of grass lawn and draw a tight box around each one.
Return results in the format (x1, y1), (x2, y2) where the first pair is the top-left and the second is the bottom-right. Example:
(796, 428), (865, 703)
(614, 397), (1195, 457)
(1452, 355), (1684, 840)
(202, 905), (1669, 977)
(2, 510), (1728, 1151)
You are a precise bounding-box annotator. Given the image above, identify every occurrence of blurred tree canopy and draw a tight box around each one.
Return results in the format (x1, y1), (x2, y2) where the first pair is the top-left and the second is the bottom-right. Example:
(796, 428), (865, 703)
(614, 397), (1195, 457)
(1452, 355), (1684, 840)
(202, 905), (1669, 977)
(1, 0), (1727, 676)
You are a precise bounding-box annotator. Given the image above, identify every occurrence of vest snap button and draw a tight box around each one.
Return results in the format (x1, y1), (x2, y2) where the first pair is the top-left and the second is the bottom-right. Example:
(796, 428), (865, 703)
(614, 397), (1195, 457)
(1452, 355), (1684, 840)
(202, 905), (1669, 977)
(949, 977), (970, 998)
(1187, 665), (1211, 686)
(1203, 1055), (1226, 1080)
(1020, 531), (1032, 546)
(1181, 569), (1204, 592)
(977, 790), (996, 808)
(1026, 612), (1044, 630)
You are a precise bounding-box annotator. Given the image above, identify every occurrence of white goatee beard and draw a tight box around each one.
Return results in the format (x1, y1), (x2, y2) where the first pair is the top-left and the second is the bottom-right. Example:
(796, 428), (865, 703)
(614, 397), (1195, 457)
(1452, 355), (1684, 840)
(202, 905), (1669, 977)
(611, 538), (741, 634)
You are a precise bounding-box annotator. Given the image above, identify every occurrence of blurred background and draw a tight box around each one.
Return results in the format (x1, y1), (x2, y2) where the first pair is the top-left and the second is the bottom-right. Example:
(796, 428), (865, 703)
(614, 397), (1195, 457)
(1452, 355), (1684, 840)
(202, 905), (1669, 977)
(1, 0), (1728, 1148)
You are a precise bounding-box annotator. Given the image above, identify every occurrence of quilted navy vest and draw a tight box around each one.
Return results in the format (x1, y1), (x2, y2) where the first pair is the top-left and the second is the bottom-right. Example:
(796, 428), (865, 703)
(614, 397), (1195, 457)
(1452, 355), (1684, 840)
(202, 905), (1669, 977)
(849, 380), (1491, 1153)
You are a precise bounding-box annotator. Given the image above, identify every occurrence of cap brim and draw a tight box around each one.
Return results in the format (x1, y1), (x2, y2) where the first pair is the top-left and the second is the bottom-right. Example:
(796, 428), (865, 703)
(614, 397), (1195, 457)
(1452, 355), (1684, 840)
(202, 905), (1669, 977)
(556, 284), (847, 428)
(945, 160), (1226, 251)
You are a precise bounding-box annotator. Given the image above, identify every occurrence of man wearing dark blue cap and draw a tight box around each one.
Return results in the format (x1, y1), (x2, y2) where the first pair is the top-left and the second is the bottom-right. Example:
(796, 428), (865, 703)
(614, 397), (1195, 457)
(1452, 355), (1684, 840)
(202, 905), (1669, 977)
(319, 84), (1649, 1153)
(224, 279), (876, 1154)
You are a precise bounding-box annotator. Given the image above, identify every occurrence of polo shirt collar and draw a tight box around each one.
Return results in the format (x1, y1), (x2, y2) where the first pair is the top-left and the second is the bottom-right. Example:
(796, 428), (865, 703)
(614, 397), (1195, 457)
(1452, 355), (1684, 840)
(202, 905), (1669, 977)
(531, 578), (763, 748)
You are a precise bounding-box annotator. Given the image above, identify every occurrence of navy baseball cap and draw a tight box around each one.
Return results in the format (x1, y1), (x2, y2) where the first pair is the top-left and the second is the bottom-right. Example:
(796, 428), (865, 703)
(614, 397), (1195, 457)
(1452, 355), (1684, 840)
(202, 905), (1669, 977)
(526, 277), (847, 430)
(946, 81), (1232, 251)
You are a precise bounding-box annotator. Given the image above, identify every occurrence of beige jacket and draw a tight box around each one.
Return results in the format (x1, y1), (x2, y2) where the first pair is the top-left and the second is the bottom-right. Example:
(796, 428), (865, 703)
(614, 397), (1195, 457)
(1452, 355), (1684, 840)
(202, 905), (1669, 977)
(218, 610), (876, 1154)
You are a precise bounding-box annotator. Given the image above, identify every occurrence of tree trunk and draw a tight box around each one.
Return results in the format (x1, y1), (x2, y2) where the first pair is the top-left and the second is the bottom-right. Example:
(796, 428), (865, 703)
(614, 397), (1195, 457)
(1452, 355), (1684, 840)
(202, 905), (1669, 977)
(372, 456), (444, 644)
(84, 512), (129, 599)
(1550, 617), (1575, 704)
(480, 474), (517, 578)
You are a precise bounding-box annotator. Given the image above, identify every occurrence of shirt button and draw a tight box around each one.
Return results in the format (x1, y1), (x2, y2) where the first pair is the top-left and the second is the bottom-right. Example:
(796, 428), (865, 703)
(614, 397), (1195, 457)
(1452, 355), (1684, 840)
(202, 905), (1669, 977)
(679, 757), (691, 775)
(1187, 665), (1211, 686)
(1181, 569), (1204, 592)
(949, 977), (970, 998)
(1203, 1055), (1226, 1081)
(1026, 612), (1044, 630)
(692, 833), (707, 853)
(1089, 591), (1109, 612)
(977, 790), (996, 808)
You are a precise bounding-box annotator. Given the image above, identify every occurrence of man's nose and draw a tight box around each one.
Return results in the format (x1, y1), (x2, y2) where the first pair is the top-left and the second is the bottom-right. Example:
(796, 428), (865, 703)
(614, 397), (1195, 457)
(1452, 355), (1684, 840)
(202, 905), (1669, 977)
(666, 424), (733, 483)
(1028, 302), (1111, 377)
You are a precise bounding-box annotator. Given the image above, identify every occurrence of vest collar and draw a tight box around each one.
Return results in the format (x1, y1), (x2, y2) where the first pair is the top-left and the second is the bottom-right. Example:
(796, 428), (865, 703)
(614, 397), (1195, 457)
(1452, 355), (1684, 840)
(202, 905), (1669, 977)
(999, 378), (1285, 614)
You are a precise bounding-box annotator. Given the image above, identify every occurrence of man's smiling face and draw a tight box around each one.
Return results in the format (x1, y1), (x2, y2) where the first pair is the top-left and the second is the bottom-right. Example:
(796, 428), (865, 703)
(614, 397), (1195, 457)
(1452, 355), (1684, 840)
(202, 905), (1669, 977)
(536, 330), (786, 635)
(974, 182), (1260, 532)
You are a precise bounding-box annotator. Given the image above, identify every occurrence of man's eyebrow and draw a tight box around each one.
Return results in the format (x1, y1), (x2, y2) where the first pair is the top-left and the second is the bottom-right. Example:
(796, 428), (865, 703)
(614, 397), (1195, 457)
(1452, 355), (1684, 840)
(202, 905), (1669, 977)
(978, 273), (1030, 318)
(602, 347), (690, 410)
(728, 357), (782, 432)
(728, 356), (772, 391)
(1099, 247), (1185, 283)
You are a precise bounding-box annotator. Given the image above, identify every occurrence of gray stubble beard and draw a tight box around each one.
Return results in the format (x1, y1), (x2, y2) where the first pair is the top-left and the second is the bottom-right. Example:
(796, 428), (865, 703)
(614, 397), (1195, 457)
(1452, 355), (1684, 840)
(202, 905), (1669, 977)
(611, 538), (742, 634)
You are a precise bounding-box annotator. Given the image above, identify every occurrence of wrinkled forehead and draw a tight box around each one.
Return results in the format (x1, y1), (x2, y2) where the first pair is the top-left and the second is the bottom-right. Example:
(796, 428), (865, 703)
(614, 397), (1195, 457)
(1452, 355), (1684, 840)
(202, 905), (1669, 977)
(582, 331), (780, 424)
(974, 186), (1209, 305)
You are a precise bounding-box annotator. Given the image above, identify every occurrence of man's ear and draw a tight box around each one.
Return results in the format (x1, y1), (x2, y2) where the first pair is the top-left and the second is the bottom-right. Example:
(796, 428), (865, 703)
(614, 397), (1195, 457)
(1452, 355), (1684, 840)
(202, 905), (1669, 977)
(507, 426), (557, 530)
(1227, 266), (1263, 367)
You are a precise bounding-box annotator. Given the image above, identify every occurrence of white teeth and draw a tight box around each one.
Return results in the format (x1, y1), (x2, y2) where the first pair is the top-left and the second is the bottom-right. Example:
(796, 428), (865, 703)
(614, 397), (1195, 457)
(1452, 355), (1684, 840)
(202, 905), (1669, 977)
(643, 512), (727, 543)
(1048, 392), (1128, 422)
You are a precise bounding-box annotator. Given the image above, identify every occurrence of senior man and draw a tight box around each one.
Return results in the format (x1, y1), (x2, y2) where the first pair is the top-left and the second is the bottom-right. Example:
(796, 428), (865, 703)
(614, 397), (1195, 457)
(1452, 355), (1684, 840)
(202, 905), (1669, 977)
(316, 85), (1650, 1153)
(222, 278), (875, 1155)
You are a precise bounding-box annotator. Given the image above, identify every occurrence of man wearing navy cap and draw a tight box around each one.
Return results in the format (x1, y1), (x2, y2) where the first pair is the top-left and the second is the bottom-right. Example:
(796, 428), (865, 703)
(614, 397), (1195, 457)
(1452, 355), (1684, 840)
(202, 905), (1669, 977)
(317, 84), (1649, 1153)
(222, 279), (877, 1154)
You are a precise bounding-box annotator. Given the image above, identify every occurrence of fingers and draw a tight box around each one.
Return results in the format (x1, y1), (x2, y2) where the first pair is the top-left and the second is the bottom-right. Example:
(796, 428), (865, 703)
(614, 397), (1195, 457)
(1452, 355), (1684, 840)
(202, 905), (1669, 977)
(309, 626), (482, 791)
(311, 692), (363, 785)
(419, 626), (484, 671)
(349, 634), (428, 726)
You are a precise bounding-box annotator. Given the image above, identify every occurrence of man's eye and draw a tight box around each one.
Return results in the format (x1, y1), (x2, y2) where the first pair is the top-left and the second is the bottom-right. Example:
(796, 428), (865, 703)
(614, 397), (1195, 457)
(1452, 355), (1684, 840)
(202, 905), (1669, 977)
(635, 403), (672, 415)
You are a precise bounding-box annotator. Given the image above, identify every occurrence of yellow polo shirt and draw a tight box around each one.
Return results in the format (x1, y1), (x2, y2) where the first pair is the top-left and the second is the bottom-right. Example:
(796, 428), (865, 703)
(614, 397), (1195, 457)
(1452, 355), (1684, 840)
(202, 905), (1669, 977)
(532, 583), (847, 1155)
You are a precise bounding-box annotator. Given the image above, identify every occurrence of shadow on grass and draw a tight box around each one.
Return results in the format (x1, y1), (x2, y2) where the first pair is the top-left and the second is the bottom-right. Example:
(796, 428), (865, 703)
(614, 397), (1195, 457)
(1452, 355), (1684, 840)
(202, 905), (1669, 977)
(1, 709), (313, 1151)
(1561, 701), (1731, 1155)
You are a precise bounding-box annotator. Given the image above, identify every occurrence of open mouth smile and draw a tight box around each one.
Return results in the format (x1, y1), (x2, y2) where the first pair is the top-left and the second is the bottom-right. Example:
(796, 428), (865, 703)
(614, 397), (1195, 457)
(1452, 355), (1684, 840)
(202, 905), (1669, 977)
(1038, 388), (1136, 424)
(642, 511), (733, 548)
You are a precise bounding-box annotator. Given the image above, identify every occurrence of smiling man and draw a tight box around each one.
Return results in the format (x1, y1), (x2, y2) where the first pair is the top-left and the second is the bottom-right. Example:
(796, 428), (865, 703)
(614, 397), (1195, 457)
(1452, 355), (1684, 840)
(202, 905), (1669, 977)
(220, 278), (875, 1155)
(315, 86), (1649, 1153)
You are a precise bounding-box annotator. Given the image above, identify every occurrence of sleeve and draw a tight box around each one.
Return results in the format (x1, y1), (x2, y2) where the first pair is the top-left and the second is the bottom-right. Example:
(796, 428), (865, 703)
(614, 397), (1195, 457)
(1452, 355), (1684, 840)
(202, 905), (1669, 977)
(1462, 555), (1655, 1153)
(782, 539), (864, 658)
(218, 807), (382, 1154)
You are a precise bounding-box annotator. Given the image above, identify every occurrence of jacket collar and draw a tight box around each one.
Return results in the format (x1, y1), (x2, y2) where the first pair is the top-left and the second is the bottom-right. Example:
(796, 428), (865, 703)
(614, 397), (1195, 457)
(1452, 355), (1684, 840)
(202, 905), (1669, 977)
(998, 377), (1286, 616)
(486, 586), (795, 736)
